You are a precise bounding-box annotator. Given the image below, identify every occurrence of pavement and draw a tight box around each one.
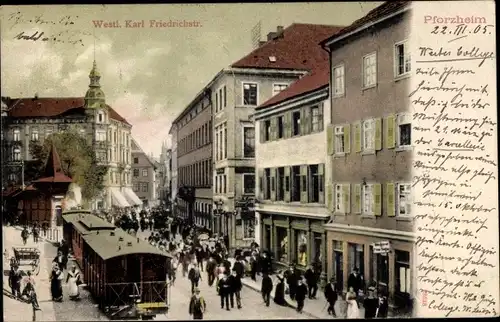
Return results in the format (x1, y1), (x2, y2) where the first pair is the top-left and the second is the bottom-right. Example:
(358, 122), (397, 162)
(3, 226), (108, 321)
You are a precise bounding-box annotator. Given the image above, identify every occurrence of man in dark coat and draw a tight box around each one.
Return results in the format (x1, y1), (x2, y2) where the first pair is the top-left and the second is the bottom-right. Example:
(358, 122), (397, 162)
(222, 256), (231, 273)
(261, 272), (273, 307)
(53, 251), (68, 271)
(232, 257), (245, 279)
(206, 256), (217, 287)
(8, 265), (22, 298)
(260, 252), (272, 275)
(324, 277), (338, 316)
(217, 272), (231, 311)
(195, 247), (204, 272)
(304, 264), (319, 299)
(284, 264), (299, 301)
(347, 267), (362, 296)
(250, 254), (258, 281)
(295, 278), (308, 313)
(188, 288), (206, 320)
(228, 271), (242, 309)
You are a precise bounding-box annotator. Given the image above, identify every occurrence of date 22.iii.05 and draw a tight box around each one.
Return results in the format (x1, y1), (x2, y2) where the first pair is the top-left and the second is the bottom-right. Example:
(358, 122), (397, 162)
(431, 24), (494, 36)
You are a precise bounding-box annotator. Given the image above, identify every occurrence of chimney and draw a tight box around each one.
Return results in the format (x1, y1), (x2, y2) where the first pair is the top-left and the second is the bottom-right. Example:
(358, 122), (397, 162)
(277, 26), (284, 34)
(267, 32), (276, 41)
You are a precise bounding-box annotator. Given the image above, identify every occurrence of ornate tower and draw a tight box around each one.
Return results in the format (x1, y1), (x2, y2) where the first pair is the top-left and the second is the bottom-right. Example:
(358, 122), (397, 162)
(84, 60), (107, 110)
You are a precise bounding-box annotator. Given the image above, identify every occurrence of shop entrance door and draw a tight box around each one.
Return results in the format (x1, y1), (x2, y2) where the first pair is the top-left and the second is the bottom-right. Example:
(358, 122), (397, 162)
(265, 225), (271, 251)
(334, 250), (343, 291)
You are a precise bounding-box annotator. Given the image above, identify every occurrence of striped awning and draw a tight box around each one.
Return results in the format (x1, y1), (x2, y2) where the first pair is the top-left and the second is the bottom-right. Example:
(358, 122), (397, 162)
(110, 188), (130, 208)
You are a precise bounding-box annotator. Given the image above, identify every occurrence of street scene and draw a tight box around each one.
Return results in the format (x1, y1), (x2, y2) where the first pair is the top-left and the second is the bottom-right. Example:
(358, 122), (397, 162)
(3, 1), (416, 320)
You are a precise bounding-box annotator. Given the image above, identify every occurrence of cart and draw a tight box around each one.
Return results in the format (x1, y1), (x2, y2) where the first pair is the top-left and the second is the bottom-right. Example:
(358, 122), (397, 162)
(12, 247), (41, 276)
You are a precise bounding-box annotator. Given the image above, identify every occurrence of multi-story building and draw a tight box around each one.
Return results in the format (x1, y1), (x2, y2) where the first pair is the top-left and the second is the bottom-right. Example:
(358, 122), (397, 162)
(254, 67), (331, 282)
(131, 138), (158, 207)
(157, 142), (172, 204)
(208, 23), (343, 250)
(170, 89), (213, 228)
(321, 1), (414, 310)
(168, 126), (178, 209)
(1, 60), (142, 210)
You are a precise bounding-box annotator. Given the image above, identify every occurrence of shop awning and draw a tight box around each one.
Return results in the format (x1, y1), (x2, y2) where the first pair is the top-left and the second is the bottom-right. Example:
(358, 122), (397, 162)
(122, 187), (143, 206)
(110, 188), (130, 208)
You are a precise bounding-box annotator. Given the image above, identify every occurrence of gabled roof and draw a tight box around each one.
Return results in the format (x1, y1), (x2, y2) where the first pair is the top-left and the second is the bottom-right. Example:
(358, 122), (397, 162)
(320, 1), (410, 47)
(33, 144), (72, 184)
(4, 97), (130, 125)
(231, 23), (344, 71)
(131, 138), (156, 168)
(257, 65), (329, 110)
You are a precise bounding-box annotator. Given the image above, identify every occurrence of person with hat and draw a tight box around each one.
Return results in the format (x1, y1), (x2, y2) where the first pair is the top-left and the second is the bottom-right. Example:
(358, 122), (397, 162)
(324, 277), (339, 316)
(50, 264), (64, 302)
(295, 277), (308, 313)
(189, 287), (206, 320)
(8, 263), (22, 298)
(217, 272), (231, 311)
(364, 286), (378, 318)
(261, 272), (273, 307)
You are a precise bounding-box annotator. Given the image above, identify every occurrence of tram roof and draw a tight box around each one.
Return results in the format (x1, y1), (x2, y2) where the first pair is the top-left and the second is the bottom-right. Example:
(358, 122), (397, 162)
(82, 227), (172, 260)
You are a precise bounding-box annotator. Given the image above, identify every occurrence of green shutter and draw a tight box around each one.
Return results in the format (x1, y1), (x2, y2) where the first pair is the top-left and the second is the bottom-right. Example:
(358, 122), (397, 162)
(327, 125), (334, 155)
(318, 164), (325, 204)
(259, 121), (266, 143)
(258, 168), (264, 200)
(386, 182), (395, 217)
(300, 165), (308, 203)
(285, 112), (292, 138)
(262, 169), (268, 200)
(354, 123), (362, 152)
(373, 183), (382, 216)
(375, 118), (382, 151)
(326, 184), (334, 212)
(270, 168), (277, 201)
(342, 184), (350, 214)
(386, 114), (396, 149)
(353, 184), (361, 214)
(270, 117), (277, 141)
(284, 166), (291, 202)
(300, 107), (307, 135)
(343, 124), (351, 153)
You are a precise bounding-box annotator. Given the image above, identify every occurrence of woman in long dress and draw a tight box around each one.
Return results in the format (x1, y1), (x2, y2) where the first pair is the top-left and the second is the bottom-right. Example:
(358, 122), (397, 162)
(66, 265), (81, 300)
(50, 265), (64, 302)
(346, 287), (360, 319)
(273, 275), (287, 306)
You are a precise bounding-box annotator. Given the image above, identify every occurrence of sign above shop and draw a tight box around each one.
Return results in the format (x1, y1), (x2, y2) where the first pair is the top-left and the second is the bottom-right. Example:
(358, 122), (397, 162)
(372, 241), (391, 254)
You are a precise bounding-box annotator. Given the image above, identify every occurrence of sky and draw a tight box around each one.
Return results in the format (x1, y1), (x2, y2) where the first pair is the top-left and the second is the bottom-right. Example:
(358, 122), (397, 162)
(1, 3), (382, 157)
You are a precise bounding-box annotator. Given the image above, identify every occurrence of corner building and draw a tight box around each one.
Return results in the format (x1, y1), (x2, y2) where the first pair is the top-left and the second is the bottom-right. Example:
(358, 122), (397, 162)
(321, 1), (415, 312)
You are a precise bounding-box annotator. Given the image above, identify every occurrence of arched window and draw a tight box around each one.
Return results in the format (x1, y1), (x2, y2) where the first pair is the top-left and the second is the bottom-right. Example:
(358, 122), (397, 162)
(13, 147), (21, 161)
(31, 127), (39, 141)
(13, 128), (20, 141)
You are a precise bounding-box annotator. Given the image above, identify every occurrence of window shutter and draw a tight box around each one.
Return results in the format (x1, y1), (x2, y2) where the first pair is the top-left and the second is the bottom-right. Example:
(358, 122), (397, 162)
(262, 169), (268, 200)
(327, 125), (334, 155)
(258, 168), (264, 200)
(386, 182), (395, 217)
(353, 184), (361, 214)
(326, 184), (334, 212)
(373, 183), (382, 216)
(300, 165), (308, 203)
(300, 107), (307, 135)
(284, 166), (291, 202)
(354, 123), (362, 152)
(259, 121), (266, 143)
(319, 103), (325, 131)
(386, 114), (396, 149)
(343, 124), (351, 153)
(342, 184), (350, 214)
(270, 117), (277, 141)
(284, 112), (292, 139)
(375, 118), (382, 151)
(318, 164), (325, 204)
(270, 168), (277, 201)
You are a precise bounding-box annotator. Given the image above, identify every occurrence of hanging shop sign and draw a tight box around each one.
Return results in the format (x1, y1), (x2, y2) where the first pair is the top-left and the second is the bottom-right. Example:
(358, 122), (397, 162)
(372, 241), (391, 254)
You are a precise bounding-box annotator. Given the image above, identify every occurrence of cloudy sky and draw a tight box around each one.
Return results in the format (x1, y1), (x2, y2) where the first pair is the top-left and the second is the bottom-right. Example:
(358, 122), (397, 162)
(1, 3), (381, 156)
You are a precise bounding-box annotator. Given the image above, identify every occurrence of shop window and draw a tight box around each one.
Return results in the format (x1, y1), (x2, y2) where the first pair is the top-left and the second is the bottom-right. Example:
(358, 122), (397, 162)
(296, 231), (308, 267)
(332, 240), (344, 291)
(370, 246), (389, 294)
(276, 227), (288, 263)
(395, 250), (411, 294)
(348, 243), (365, 278)
(277, 167), (285, 201)
(291, 166), (301, 202)
(313, 232), (322, 265)
(242, 217), (255, 239)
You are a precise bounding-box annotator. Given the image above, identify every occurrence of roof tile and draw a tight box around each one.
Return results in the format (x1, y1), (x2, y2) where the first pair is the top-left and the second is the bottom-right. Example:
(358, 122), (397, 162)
(5, 97), (130, 125)
(231, 23), (344, 70)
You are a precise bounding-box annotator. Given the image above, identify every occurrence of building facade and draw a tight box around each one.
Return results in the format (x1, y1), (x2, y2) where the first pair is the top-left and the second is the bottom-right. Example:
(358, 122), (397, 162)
(209, 24), (343, 250)
(169, 127), (178, 208)
(170, 89), (213, 228)
(157, 142), (172, 204)
(322, 1), (414, 310)
(131, 138), (158, 207)
(254, 68), (331, 282)
(1, 60), (141, 210)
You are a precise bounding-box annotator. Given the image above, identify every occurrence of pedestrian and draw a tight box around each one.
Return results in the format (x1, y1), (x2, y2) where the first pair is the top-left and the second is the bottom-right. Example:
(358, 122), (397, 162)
(21, 227), (29, 245)
(195, 247), (204, 272)
(324, 277), (339, 316)
(347, 267), (362, 298)
(33, 224), (39, 243)
(273, 274), (287, 306)
(232, 256), (245, 279)
(22, 271), (41, 310)
(346, 287), (361, 319)
(228, 271), (242, 309)
(66, 265), (81, 300)
(295, 278), (308, 313)
(170, 257), (178, 285)
(189, 288), (206, 320)
(50, 264), (64, 302)
(206, 256), (216, 287)
(284, 264), (299, 301)
(53, 251), (68, 271)
(250, 254), (258, 281)
(376, 291), (389, 318)
(217, 272), (231, 311)
(261, 272), (273, 307)
(188, 264), (202, 294)
(8, 264), (22, 298)
(304, 264), (319, 299)
(364, 286), (378, 318)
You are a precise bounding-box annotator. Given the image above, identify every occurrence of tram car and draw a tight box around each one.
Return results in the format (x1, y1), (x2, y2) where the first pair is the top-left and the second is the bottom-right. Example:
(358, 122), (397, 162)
(62, 211), (172, 320)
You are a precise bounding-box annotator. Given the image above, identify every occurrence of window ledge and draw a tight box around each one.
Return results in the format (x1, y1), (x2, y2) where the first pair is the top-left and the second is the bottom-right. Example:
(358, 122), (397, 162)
(332, 93), (345, 99)
(362, 84), (377, 91)
(394, 73), (410, 82)
(334, 152), (346, 158)
(361, 214), (376, 219)
(396, 216), (414, 222)
(395, 146), (413, 152)
(361, 150), (375, 156)
(334, 212), (346, 216)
